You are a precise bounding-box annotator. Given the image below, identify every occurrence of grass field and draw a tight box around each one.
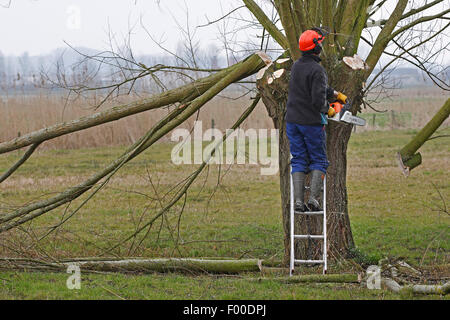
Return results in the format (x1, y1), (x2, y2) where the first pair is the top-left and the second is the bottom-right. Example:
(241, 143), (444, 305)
(0, 126), (448, 299)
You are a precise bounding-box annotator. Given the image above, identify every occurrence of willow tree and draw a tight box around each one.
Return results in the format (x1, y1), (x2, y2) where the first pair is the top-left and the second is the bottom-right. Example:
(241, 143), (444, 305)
(0, 0), (448, 265)
(243, 0), (449, 262)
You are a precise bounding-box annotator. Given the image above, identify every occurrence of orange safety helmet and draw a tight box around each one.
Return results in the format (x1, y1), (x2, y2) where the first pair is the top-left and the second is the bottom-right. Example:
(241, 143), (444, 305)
(298, 28), (327, 52)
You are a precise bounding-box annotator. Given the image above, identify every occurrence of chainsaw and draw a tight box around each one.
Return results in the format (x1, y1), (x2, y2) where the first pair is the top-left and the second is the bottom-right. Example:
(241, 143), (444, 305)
(327, 99), (366, 126)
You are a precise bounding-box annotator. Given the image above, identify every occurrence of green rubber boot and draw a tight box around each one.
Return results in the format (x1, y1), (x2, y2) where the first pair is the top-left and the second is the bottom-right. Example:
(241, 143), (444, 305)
(292, 172), (307, 212)
(307, 170), (323, 212)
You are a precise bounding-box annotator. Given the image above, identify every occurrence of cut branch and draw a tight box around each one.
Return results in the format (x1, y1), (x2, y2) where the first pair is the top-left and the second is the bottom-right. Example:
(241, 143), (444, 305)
(397, 98), (450, 175)
(0, 257), (262, 274)
(0, 57), (257, 155)
(0, 54), (268, 233)
(382, 278), (450, 295)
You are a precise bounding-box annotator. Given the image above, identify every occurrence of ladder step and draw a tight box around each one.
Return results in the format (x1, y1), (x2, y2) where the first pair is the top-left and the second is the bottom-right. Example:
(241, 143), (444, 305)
(294, 235), (324, 239)
(294, 259), (324, 264)
(295, 210), (324, 215)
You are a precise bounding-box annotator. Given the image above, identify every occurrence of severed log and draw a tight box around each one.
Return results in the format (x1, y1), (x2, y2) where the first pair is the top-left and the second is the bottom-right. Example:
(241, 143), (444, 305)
(73, 258), (262, 274)
(0, 52), (269, 155)
(397, 98), (450, 176)
(382, 277), (450, 295)
(0, 257), (261, 274)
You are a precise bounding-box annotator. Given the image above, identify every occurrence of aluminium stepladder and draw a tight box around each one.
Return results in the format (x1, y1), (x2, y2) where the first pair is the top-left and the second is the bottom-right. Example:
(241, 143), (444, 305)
(289, 167), (327, 276)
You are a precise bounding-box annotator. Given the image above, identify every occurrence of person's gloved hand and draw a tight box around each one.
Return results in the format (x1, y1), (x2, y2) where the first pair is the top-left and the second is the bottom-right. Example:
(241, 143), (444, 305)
(328, 106), (336, 117)
(336, 92), (347, 104)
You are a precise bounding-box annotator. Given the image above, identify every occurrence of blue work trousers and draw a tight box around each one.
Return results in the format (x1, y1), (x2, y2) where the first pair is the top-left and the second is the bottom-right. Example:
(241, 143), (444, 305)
(286, 122), (329, 174)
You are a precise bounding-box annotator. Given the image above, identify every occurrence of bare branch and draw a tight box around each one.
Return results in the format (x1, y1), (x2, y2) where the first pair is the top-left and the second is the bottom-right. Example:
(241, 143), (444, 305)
(243, 0), (289, 50)
(198, 5), (246, 28)
(389, 8), (450, 42)
(0, 143), (41, 183)
(365, 0), (408, 76)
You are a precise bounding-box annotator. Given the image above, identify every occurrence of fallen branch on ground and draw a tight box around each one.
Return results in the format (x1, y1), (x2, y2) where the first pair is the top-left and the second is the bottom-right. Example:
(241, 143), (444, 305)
(0, 257), (261, 274)
(382, 277), (450, 295)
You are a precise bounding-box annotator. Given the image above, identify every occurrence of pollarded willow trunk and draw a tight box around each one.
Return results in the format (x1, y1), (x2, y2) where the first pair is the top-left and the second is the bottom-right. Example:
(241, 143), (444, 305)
(257, 56), (365, 265)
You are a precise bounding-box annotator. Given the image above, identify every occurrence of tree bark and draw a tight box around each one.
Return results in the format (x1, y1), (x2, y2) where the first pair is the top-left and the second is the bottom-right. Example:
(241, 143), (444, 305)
(256, 57), (292, 265)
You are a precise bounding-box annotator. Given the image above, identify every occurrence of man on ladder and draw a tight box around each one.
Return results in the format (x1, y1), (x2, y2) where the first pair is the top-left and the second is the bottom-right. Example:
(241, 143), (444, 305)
(286, 27), (348, 275)
(285, 27), (347, 212)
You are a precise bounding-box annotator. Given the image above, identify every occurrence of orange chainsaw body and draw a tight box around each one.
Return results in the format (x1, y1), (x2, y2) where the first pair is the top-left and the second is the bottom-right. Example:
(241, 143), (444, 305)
(329, 102), (343, 114)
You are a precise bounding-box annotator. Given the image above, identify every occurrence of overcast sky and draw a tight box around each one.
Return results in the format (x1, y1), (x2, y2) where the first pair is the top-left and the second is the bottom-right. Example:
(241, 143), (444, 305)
(1, 0), (448, 66)
(0, 0), (230, 56)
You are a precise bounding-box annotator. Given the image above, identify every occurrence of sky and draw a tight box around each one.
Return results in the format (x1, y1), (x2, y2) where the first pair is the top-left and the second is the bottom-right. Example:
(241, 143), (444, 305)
(0, 0), (231, 56)
(0, 0), (448, 67)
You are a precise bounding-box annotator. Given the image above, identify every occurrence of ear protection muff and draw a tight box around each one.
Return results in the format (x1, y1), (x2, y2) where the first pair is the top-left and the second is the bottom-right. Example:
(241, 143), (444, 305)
(311, 27), (328, 43)
(312, 43), (322, 54)
(311, 27), (327, 55)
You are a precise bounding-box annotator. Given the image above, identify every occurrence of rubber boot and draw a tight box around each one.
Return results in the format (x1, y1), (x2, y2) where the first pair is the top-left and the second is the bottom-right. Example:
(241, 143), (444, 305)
(307, 170), (323, 212)
(292, 172), (307, 212)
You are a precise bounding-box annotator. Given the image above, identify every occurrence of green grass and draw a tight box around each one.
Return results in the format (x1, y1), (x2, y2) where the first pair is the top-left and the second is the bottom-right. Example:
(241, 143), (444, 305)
(359, 112), (412, 128)
(0, 271), (442, 300)
(0, 129), (448, 299)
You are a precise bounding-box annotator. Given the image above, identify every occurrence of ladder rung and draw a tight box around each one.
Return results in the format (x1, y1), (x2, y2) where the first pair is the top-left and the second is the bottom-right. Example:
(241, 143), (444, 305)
(294, 235), (324, 239)
(294, 259), (324, 264)
(295, 210), (324, 215)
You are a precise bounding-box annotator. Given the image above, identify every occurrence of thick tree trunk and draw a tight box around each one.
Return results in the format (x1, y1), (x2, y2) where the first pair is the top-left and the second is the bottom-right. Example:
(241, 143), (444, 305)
(256, 57), (292, 265)
(257, 57), (362, 265)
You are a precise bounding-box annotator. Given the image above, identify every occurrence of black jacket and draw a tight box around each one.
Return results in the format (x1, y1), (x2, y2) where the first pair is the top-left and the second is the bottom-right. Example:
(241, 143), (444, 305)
(285, 54), (334, 125)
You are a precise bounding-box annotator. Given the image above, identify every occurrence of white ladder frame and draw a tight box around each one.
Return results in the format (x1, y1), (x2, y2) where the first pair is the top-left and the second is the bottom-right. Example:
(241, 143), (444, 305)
(289, 168), (327, 276)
